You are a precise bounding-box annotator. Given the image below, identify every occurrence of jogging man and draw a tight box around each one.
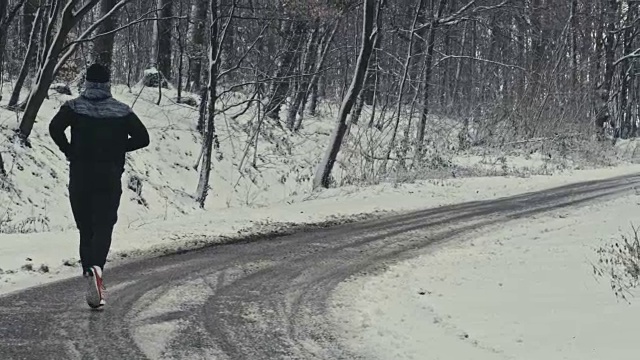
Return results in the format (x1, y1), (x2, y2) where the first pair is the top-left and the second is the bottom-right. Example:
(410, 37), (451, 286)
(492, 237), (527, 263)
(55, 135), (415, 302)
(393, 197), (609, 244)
(49, 64), (150, 309)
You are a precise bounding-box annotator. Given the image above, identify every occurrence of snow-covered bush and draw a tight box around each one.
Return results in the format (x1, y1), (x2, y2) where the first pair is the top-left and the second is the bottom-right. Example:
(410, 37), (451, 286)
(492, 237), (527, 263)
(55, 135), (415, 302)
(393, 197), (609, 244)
(0, 212), (50, 234)
(142, 68), (168, 88)
(50, 83), (72, 96)
(594, 225), (640, 302)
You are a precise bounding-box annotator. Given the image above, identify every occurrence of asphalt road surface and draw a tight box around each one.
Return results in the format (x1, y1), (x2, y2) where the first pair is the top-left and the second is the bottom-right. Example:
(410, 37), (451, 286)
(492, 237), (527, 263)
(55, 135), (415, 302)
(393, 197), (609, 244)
(1, 174), (639, 360)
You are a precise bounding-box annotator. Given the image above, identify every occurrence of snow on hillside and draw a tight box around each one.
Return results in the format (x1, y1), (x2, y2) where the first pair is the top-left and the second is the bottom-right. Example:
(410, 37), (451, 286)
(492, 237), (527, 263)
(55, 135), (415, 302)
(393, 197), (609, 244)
(0, 85), (331, 232)
(329, 184), (640, 360)
(0, 85), (624, 232)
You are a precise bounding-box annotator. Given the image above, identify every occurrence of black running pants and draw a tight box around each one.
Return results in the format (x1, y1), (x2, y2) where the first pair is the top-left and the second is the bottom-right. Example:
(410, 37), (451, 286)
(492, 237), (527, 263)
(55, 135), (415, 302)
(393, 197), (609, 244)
(68, 164), (122, 274)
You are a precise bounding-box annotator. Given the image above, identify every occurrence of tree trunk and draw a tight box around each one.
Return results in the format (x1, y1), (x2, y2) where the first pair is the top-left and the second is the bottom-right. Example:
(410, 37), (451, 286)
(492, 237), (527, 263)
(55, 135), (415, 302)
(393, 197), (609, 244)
(415, 0), (448, 162)
(628, 1), (639, 138)
(176, 0), (186, 101)
(440, 21), (451, 109)
(0, 32), (7, 93)
(286, 23), (319, 130)
(18, 0), (100, 141)
(350, 31), (382, 126)
(265, 21), (306, 120)
(93, 0), (118, 67)
(592, 1), (603, 111)
(480, 14), (497, 108)
(197, 86), (207, 134)
(313, 0), (381, 189)
(451, 20), (468, 108)
(294, 20), (339, 130)
(367, 63), (380, 128)
(196, 0), (219, 208)
(9, 5), (43, 108)
(0, 0), (27, 89)
(0, 0), (7, 87)
(595, 0), (617, 136)
(380, 0), (423, 175)
(157, 0), (173, 81)
(308, 82), (318, 116)
(22, 0), (38, 47)
(530, 0), (544, 84)
(220, 0), (235, 73)
(0, 152), (5, 177)
(38, 0), (63, 71)
(360, 33), (381, 106)
(620, 7), (633, 139)
(187, 0), (207, 91)
(570, 0), (578, 88)
(635, 73), (640, 138)
(0, 0), (9, 88)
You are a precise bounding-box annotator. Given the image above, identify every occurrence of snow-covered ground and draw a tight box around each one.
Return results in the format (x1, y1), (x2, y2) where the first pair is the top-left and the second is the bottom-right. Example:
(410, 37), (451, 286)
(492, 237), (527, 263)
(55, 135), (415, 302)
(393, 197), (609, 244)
(1, 84), (640, 359)
(1, 164), (639, 296)
(0, 85), (333, 231)
(3, 83), (635, 293)
(0, 83), (628, 235)
(330, 173), (640, 360)
(1, 83), (640, 297)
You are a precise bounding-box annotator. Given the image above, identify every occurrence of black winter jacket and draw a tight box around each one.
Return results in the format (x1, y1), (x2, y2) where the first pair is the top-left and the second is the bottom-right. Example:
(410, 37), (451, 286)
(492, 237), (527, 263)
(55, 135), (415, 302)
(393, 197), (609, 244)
(49, 82), (149, 174)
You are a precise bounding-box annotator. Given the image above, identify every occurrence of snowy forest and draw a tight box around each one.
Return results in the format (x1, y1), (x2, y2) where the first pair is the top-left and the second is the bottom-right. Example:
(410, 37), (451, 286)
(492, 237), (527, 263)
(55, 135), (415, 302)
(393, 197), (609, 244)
(3, 2), (640, 357)
(1, 0), (640, 211)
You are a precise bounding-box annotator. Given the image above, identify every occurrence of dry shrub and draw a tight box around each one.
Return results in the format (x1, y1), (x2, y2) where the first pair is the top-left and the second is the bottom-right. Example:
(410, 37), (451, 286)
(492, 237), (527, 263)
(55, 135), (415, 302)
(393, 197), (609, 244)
(594, 225), (640, 302)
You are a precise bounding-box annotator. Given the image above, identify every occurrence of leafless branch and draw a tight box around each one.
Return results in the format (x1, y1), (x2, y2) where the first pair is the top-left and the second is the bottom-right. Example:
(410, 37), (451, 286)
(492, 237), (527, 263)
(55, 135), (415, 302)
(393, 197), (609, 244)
(435, 54), (526, 71)
(73, 0), (101, 21)
(3, 0), (26, 26)
(54, 0), (135, 77)
(218, 22), (270, 79)
(615, 49), (640, 67)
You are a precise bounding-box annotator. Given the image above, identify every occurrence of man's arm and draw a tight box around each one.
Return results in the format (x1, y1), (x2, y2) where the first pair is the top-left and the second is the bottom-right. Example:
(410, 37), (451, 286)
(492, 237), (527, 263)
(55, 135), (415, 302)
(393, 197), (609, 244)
(126, 113), (150, 152)
(49, 105), (73, 158)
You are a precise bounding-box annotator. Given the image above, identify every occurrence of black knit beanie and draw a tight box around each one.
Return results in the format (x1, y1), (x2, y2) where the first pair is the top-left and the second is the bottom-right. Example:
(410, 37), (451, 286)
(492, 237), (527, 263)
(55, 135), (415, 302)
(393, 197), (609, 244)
(86, 63), (110, 83)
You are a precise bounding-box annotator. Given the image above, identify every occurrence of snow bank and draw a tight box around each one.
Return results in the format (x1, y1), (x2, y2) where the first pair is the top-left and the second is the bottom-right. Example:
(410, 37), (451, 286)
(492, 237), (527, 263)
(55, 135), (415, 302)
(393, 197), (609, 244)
(330, 179), (640, 360)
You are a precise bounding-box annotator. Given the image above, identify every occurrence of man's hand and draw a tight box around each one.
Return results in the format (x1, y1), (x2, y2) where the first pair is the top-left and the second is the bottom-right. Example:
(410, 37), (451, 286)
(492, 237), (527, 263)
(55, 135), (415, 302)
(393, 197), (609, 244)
(49, 105), (73, 157)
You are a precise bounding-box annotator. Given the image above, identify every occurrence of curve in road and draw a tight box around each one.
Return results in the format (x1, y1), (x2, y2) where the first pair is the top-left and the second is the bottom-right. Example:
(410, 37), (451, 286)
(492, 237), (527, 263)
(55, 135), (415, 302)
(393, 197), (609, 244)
(1, 174), (638, 360)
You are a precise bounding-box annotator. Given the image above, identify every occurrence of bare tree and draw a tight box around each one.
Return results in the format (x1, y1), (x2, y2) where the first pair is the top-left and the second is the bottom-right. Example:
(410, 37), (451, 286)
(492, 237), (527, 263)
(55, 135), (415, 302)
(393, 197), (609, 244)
(379, 0), (423, 175)
(18, 0), (100, 141)
(414, 0), (448, 162)
(196, 0), (224, 207)
(155, 0), (174, 80)
(293, 20), (340, 131)
(3, 0), (640, 196)
(265, 20), (307, 120)
(93, 0), (119, 67)
(286, 22), (320, 130)
(313, 0), (382, 189)
(187, 0), (208, 91)
(8, 2), (43, 108)
(595, 0), (618, 136)
(17, 0), (130, 142)
(175, 0), (187, 100)
(0, 0), (27, 92)
(0, 151), (5, 177)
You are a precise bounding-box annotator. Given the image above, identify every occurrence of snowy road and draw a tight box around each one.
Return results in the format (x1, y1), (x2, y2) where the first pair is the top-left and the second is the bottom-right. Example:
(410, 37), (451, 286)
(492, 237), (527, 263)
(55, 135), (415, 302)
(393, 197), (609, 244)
(1, 174), (639, 360)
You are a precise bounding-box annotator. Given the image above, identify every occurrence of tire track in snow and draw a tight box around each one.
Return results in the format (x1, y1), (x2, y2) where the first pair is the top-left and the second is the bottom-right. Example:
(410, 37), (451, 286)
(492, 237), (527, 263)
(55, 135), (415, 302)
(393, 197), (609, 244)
(0, 174), (638, 359)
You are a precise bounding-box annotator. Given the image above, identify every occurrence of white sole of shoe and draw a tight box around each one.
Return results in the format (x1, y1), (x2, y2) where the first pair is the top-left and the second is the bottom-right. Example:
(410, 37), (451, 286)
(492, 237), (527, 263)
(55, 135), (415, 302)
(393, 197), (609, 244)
(86, 267), (104, 309)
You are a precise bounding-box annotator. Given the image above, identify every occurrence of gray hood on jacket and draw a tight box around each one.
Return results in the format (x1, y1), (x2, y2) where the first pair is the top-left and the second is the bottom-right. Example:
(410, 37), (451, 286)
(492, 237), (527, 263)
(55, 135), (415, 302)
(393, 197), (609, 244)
(66, 81), (133, 119)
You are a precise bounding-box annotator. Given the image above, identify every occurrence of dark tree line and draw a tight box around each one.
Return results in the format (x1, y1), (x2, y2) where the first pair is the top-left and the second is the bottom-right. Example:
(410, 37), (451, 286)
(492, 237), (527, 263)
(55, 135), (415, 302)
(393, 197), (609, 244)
(2, 0), (640, 197)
